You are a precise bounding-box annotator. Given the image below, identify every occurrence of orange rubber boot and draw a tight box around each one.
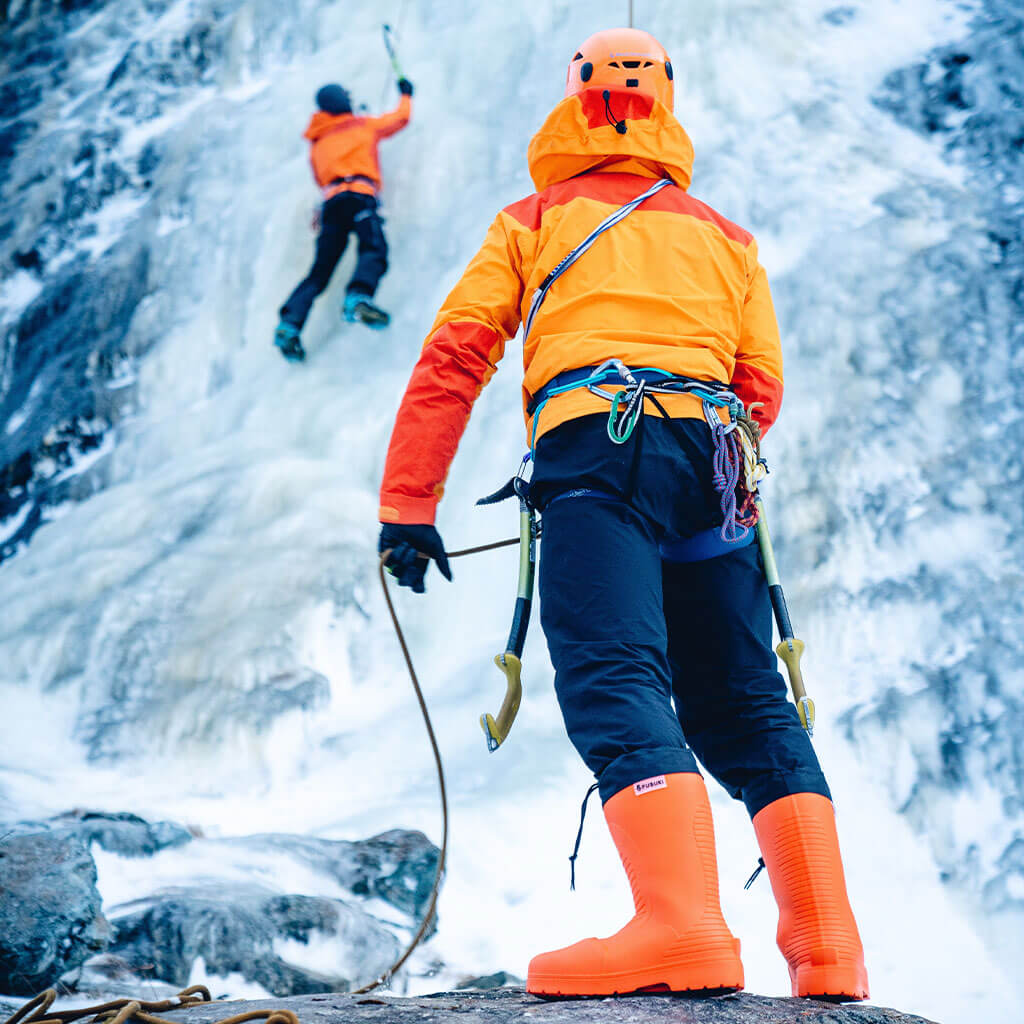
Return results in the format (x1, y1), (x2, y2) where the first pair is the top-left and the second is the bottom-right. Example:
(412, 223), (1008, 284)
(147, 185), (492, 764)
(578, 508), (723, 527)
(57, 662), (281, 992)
(752, 793), (869, 1001)
(527, 772), (744, 996)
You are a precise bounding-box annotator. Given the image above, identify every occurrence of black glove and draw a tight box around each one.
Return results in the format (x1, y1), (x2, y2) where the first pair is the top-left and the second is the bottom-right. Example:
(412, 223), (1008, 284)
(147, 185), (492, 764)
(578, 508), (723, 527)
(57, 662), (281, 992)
(398, 78), (414, 96)
(379, 523), (451, 594)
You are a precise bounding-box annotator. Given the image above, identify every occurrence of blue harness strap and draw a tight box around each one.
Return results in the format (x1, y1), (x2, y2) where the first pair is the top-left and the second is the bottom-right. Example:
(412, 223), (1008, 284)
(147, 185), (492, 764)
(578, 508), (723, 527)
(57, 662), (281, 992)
(527, 366), (680, 416)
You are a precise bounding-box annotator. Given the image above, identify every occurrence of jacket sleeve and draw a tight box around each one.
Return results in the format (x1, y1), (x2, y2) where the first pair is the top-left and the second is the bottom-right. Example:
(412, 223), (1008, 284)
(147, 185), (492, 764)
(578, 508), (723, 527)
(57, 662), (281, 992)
(731, 238), (784, 434)
(368, 95), (412, 139)
(378, 212), (526, 524)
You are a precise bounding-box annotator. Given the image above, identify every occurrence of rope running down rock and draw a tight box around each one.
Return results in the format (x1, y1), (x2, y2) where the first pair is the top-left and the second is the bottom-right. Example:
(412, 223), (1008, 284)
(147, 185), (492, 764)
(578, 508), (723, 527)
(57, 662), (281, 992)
(352, 538), (519, 993)
(1, 539), (520, 1018)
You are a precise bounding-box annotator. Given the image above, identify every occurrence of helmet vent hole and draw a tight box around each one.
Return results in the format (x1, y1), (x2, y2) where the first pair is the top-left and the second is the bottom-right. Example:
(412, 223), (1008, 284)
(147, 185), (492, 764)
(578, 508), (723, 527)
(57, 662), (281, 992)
(622, 60), (642, 68)
(665, 60), (674, 81)
(573, 51), (583, 60)
(608, 61), (620, 68)
(643, 61), (653, 67)
(626, 78), (639, 87)
(580, 61), (593, 82)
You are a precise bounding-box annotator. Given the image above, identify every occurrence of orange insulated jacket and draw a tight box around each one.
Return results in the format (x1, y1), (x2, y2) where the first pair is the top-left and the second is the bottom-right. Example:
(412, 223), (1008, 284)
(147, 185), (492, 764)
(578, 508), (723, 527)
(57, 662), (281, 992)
(379, 87), (783, 525)
(305, 95), (412, 199)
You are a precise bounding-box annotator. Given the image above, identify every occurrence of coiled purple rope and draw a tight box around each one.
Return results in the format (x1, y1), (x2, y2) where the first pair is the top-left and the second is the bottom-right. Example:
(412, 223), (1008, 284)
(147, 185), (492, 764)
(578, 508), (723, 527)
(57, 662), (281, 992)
(709, 416), (749, 543)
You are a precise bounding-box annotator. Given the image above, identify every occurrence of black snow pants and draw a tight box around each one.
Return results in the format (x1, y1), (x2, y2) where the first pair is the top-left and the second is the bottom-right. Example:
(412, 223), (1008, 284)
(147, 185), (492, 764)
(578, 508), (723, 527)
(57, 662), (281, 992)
(531, 413), (830, 816)
(279, 191), (389, 329)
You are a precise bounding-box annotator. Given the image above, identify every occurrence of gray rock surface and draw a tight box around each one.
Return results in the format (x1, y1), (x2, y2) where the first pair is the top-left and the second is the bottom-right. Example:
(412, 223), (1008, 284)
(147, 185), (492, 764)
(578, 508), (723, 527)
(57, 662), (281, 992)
(164, 989), (941, 1024)
(108, 884), (401, 997)
(455, 972), (523, 991)
(5, 809), (194, 857)
(0, 812), (438, 998)
(0, 832), (109, 995)
(224, 830), (440, 924)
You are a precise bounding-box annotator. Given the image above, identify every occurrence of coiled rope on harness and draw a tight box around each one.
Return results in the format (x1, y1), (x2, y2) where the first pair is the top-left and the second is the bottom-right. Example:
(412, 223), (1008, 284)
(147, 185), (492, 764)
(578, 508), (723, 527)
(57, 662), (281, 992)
(358, 538), (518, 993)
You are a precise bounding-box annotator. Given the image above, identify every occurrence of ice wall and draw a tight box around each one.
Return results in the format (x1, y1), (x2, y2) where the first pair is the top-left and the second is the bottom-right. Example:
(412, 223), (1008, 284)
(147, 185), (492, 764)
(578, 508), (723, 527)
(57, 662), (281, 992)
(1, 1), (1022, 1020)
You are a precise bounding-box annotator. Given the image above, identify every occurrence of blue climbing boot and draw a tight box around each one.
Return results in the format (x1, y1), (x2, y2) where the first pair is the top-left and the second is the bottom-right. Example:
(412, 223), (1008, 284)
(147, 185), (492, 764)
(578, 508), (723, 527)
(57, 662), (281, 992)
(343, 290), (390, 329)
(274, 320), (305, 362)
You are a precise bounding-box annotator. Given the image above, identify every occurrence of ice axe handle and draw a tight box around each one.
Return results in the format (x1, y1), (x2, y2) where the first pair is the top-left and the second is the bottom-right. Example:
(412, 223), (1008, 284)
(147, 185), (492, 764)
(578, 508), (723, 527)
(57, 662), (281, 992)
(755, 500), (815, 736)
(481, 652), (523, 752)
(382, 24), (404, 79)
(775, 635), (815, 734)
(480, 501), (534, 752)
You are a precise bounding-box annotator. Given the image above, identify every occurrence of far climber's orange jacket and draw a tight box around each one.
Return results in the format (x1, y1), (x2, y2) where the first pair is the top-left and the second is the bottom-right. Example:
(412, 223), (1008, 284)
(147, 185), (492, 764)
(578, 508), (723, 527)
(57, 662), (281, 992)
(305, 95), (412, 199)
(379, 87), (783, 525)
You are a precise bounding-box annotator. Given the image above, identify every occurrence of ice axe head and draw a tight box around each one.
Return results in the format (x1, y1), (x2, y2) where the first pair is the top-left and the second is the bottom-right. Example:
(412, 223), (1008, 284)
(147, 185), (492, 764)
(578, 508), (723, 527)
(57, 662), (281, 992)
(480, 652), (523, 752)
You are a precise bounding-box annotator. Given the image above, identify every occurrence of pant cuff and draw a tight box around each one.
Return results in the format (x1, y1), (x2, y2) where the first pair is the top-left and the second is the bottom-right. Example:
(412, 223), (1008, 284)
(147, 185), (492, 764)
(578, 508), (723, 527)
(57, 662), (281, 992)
(598, 746), (700, 804)
(742, 770), (832, 819)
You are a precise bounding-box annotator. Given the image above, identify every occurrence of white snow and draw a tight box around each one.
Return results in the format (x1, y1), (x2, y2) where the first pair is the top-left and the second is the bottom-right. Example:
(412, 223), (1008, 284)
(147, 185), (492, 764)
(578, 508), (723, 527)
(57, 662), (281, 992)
(0, 271), (43, 327)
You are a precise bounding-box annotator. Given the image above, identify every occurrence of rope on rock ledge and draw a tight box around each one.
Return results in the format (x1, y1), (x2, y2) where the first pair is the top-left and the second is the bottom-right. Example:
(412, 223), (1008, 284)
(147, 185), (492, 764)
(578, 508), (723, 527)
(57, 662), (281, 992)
(2, 986), (299, 1024)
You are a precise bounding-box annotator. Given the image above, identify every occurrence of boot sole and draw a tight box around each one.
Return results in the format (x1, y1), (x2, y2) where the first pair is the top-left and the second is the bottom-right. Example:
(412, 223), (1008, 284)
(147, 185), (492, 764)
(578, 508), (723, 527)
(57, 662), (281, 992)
(795, 963), (869, 1002)
(527, 956), (744, 997)
(345, 305), (390, 328)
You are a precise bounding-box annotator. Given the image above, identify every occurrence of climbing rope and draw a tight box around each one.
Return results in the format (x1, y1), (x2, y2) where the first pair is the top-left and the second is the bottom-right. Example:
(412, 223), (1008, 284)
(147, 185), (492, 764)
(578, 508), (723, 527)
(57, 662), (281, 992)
(1, 541), (518, 1015)
(2, 987), (298, 1024)
(354, 538), (518, 993)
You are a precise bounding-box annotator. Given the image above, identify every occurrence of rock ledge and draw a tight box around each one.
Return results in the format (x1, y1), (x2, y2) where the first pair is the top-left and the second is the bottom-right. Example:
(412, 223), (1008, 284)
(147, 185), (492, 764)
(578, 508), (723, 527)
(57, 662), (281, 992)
(168, 988), (940, 1024)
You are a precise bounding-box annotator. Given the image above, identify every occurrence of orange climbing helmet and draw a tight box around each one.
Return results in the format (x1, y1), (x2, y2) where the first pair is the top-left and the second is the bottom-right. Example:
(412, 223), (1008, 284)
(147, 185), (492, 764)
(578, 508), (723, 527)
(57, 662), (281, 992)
(565, 28), (674, 111)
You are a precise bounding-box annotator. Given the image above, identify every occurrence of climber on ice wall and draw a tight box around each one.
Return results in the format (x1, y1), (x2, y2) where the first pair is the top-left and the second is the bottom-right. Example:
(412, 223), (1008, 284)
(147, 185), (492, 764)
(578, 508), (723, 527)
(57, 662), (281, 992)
(376, 27), (869, 1000)
(274, 77), (413, 362)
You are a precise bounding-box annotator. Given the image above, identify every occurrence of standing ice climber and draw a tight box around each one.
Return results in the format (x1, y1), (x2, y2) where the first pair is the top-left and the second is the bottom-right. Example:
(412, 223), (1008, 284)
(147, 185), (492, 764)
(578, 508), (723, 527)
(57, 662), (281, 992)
(274, 78), (413, 362)
(376, 28), (869, 1000)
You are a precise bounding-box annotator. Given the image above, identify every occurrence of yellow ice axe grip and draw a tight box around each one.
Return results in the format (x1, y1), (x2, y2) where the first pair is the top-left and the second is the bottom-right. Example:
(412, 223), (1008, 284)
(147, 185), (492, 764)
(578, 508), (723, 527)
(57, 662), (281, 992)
(775, 636), (815, 734)
(481, 653), (523, 752)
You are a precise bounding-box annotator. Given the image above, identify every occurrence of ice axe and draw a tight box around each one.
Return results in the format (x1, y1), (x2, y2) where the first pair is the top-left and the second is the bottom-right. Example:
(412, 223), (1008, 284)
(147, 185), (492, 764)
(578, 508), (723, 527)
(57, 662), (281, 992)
(476, 474), (538, 751)
(753, 494), (815, 735)
(382, 23), (405, 80)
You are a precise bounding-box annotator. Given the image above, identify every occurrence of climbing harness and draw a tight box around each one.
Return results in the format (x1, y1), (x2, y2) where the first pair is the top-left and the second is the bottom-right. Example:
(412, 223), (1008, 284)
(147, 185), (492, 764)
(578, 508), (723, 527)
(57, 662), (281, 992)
(754, 495), (815, 736)
(476, 457), (538, 752)
(2, 987), (298, 1024)
(528, 359), (767, 542)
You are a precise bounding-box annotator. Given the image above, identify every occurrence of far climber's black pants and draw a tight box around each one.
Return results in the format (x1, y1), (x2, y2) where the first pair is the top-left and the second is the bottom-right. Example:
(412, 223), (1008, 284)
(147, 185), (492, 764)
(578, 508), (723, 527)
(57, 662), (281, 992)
(279, 191), (389, 330)
(531, 413), (830, 817)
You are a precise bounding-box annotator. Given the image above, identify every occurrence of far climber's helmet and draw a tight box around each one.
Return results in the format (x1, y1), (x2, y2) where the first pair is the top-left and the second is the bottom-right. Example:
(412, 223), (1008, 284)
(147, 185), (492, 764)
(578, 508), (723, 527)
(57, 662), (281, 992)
(316, 84), (352, 115)
(565, 28), (673, 111)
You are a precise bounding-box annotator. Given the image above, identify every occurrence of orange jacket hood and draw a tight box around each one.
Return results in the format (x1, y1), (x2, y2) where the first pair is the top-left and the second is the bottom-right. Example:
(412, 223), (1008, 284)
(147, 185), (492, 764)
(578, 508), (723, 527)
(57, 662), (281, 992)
(527, 87), (695, 192)
(304, 110), (352, 140)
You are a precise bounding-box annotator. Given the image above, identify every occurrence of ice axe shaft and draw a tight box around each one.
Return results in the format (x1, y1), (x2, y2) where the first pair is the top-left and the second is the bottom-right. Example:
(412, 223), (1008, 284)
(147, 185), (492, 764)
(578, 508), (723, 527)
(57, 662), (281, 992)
(753, 495), (815, 735)
(477, 484), (536, 752)
(382, 23), (404, 79)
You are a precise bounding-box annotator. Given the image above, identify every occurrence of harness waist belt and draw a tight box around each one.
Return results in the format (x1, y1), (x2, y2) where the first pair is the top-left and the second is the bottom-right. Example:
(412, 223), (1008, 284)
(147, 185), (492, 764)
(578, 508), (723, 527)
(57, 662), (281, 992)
(527, 366), (717, 417)
(325, 174), (379, 194)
